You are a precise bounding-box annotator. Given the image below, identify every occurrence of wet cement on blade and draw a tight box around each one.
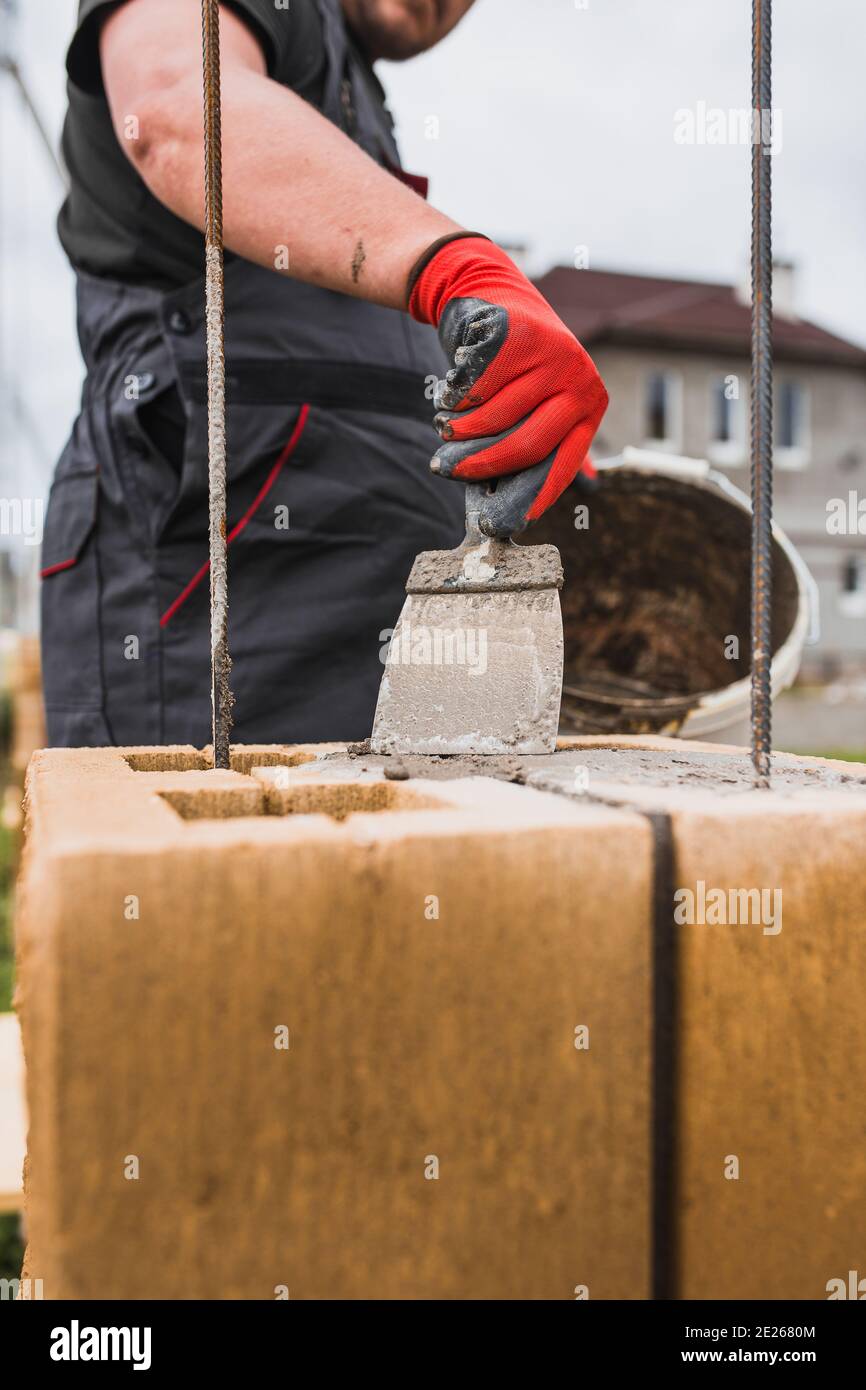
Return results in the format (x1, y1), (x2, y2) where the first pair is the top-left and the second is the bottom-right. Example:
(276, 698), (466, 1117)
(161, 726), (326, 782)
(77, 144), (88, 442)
(407, 539), (563, 593)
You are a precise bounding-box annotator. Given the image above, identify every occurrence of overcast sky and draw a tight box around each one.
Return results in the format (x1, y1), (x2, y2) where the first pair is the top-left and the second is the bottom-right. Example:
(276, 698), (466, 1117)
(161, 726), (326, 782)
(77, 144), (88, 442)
(1, 0), (864, 493)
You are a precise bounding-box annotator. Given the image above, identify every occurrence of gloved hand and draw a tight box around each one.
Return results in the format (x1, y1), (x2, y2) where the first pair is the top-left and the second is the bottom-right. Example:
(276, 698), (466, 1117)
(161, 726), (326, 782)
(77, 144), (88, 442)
(408, 232), (608, 537)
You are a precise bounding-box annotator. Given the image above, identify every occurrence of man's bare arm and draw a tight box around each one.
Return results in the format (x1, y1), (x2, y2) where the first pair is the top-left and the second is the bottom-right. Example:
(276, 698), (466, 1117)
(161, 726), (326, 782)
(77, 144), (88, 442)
(100, 0), (461, 308)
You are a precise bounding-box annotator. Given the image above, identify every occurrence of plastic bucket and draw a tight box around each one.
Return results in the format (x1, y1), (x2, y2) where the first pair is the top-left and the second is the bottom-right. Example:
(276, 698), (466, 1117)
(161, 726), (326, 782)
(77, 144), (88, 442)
(529, 448), (817, 738)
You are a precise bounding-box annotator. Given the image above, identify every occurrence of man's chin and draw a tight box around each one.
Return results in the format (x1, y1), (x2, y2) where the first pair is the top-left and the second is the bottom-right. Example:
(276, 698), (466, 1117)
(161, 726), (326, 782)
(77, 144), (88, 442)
(367, 33), (428, 61)
(347, 0), (440, 61)
(352, 24), (430, 62)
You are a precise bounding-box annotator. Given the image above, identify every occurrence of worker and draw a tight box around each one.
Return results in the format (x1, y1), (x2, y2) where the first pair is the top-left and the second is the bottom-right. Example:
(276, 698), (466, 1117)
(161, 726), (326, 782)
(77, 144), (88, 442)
(45, 0), (607, 747)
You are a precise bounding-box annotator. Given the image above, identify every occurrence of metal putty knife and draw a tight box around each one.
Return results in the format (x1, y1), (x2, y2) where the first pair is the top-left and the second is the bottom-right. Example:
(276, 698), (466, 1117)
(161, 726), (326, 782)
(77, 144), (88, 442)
(370, 483), (564, 755)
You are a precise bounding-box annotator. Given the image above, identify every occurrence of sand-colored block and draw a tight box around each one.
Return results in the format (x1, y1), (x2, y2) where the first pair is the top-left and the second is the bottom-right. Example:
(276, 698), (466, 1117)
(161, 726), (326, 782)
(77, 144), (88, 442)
(3, 636), (46, 834)
(7, 637), (45, 779)
(534, 739), (866, 1300)
(19, 736), (866, 1300)
(669, 793), (866, 1301)
(17, 745), (653, 1301)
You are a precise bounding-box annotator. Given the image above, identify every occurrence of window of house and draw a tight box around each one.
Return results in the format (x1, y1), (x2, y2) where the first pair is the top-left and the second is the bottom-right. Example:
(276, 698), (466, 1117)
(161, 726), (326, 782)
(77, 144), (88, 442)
(643, 371), (682, 450)
(839, 555), (866, 618)
(843, 556), (866, 593)
(713, 382), (735, 442)
(708, 375), (746, 465)
(776, 380), (810, 468)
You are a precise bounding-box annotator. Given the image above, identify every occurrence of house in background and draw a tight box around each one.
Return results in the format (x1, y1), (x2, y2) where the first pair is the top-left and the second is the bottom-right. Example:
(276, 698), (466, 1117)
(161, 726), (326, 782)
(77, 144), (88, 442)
(534, 262), (866, 679)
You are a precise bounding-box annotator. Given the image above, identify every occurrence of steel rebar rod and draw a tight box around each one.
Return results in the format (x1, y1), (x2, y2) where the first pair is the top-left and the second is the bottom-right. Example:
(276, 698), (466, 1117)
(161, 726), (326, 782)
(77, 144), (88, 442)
(201, 0), (233, 768)
(750, 0), (773, 788)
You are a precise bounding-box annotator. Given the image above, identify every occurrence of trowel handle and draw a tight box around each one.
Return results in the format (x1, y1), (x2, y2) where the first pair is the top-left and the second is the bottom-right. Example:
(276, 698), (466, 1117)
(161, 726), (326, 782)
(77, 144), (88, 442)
(463, 483), (490, 543)
(462, 461), (551, 542)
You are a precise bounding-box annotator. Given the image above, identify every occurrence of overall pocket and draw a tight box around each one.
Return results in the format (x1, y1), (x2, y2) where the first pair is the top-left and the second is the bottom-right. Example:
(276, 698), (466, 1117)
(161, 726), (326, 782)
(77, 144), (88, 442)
(40, 457), (113, 747)
(106, 362), (188, 551)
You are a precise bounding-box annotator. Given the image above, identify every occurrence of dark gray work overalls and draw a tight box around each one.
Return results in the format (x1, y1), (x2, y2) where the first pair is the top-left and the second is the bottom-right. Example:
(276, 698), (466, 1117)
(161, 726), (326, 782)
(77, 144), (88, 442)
(41, 0), (462, 747)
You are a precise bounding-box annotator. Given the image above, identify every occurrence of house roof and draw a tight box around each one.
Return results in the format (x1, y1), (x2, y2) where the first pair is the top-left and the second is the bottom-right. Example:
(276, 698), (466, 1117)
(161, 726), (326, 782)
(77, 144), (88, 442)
(533, 266), (866, 368)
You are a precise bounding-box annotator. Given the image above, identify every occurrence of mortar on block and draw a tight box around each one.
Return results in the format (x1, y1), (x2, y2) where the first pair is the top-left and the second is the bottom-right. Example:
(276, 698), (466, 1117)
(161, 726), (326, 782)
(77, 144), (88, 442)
(14, 737), (866, 1299)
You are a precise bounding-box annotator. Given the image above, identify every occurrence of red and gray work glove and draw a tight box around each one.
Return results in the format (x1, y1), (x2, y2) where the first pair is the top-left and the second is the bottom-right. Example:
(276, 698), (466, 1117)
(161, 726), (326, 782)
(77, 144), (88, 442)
(408, 232), (608, 538)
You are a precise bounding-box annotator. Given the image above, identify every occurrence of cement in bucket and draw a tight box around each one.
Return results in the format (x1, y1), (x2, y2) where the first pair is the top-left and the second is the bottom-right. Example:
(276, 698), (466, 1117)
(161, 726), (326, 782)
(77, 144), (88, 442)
(528, 452), (814, 738)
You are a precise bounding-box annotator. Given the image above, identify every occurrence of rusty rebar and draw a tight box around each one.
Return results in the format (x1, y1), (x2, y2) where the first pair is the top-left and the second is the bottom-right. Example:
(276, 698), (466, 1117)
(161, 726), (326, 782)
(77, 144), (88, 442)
(750, 0), (773, 788)
(201, 0), (233, 768)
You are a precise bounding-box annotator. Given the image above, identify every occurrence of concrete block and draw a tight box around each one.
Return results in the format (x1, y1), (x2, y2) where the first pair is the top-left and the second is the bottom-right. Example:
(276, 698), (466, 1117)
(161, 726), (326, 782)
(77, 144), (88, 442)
(18, 737), (866, 1300)
(8, 636), (45, 780)
(538, 737), (866, 1300)
(673, 796), (866, 1300)
(17, 745), (653, 1300)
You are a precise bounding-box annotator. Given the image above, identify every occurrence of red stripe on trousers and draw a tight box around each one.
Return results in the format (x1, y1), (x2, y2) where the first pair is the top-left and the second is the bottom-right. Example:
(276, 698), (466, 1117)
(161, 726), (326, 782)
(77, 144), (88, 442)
(40, 557), (79, 579)
(160, 403), (310, 628)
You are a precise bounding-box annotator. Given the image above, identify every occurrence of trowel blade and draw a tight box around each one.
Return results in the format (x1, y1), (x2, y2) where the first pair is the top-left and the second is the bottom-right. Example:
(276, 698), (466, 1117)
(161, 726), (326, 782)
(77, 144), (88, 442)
(370, 586), (564, 756)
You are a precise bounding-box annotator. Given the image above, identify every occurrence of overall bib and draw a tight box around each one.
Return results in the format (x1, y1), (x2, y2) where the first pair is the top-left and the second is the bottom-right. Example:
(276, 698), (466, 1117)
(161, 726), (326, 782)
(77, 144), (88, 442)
(41, 0), (462, 748)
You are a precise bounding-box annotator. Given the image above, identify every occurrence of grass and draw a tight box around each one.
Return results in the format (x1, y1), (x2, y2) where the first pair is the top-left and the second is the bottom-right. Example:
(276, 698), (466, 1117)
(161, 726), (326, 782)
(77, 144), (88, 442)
(0, 819), (13, 1018)
(0, 765), (14, 1017)
(0, 685), (17, 1014)
(0, 1212), (23, 1282)
(788, 749), (866, 764)
(0, 714), (24, 1280)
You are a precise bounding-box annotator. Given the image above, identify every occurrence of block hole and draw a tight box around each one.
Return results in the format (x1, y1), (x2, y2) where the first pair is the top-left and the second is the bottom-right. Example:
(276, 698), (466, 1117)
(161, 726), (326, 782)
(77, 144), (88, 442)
(159, 787), (264, 820)
(124, 749), (318, 774)
(229, 749), (317, 775)
(160, 779), (446, 821)
(125, 751), (210, 772)
(261, 780), (446, 821)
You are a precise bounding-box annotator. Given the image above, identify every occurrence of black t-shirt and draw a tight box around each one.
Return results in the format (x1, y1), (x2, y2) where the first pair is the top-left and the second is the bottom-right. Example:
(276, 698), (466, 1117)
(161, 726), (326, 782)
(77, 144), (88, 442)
(58, 0), (361, 289)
